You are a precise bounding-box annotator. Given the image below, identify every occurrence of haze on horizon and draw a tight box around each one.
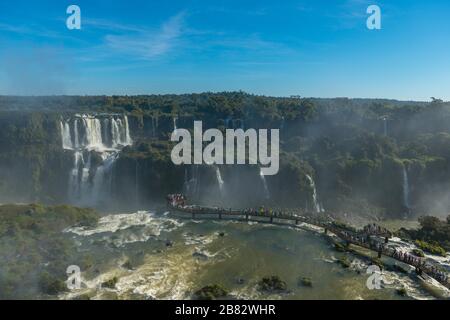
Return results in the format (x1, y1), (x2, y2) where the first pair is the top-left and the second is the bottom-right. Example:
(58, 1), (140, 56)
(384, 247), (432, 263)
(0, 0), (449, 101)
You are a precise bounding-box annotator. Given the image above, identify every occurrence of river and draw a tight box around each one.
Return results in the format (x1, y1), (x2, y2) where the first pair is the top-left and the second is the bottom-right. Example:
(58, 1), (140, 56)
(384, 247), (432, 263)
(61, 211), (444, 300)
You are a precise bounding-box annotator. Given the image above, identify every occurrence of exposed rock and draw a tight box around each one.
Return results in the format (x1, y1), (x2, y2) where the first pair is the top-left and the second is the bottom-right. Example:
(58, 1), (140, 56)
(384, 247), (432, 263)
(258, 276), (287, 292)
(299, 277), (313, 287)
(194, 284), (228, 300)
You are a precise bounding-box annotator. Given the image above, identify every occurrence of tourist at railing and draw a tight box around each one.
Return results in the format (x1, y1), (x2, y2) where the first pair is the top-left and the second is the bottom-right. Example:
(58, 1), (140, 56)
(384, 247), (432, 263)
(167, 194), (449, 287)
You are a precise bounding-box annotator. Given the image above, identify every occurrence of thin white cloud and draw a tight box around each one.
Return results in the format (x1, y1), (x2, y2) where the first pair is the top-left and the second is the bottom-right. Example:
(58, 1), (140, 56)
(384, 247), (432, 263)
(83, 18), (147, 33)
(103, 12), (186, 60)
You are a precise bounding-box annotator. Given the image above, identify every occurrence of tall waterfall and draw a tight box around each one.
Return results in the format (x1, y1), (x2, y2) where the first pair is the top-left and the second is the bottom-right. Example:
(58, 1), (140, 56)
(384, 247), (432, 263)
(215, 166), (225, 195)
(306, 174), (323, 213)
(183, 166), (200, 199)
(61, 114), (133, 206)
(60, 121), (73, 149)
(260, 168), (271, 199)
(73, 119), (80, 149)
(402, 166), (411, 212)
(173, 117), (178, 132)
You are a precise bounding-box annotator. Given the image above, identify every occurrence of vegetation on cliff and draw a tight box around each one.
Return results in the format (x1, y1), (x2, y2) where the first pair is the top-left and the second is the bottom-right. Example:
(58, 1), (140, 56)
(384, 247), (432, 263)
(1, 93), (450, 217)
(397, 215), (450, 254)
(0, 204), (99, 299)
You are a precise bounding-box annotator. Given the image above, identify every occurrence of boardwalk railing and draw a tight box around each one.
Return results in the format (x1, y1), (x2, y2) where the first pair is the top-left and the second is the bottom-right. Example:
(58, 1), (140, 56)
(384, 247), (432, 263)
(169, 203), (450, 289)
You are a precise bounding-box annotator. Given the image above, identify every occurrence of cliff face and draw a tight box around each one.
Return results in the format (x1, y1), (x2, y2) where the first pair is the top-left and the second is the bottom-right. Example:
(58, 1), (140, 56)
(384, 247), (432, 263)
(1, 94), (450, 218)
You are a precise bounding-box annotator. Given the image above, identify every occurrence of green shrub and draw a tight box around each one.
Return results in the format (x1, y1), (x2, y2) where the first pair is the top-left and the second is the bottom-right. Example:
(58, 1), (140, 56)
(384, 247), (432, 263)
(414, 240), (447, 257)
(102, 277), (119, 289)
(412, 249), (425, 257)
(258, 276), (288, 292)
(194, 284), (228, 300)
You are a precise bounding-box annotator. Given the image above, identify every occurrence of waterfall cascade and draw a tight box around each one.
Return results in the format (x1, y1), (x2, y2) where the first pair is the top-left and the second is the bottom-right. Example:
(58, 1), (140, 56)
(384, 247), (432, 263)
(306, 174), (324, 213)
(215, 166), (225, 195)
(402, 166), (411, 212)
(183, 166), (200, 199)
(260, 168), (271, 200)
(173, 117), (178, 132)
(60, 114), (132, 206)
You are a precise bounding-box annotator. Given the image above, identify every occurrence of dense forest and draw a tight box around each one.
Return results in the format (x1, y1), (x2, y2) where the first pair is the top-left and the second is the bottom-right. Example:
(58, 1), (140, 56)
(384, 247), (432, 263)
(1, 92), (450, 219)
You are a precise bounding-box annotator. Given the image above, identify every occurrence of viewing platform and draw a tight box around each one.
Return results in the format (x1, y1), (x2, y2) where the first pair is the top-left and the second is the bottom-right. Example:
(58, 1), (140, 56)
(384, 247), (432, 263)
(167, 194), (450, 291)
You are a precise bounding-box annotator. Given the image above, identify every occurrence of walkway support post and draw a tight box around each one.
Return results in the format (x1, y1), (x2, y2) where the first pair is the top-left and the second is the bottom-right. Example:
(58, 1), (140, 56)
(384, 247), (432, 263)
(219, 213), (222, 220)
(270, 217), (273, 223)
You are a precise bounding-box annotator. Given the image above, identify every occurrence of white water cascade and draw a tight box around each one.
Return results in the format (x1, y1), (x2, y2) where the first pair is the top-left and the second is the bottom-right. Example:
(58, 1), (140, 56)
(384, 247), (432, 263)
(215, 166), (225, 196)
(402, 166), (411, 212)
(306, 174), (324, 213)
(61, 114), (132, 206)
(260, 168), (271, 200)
(183, 166), (201, 199)
(173, 117), (178, 132)
(60, 121), (73, 149)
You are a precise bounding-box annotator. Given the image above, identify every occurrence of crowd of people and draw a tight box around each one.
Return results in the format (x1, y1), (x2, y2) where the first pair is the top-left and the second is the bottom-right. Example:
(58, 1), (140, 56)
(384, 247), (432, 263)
(336, 228), (448, 285)
(363, 223), (392, 237)
(167, 193), (449, 286)
(242, 207), (299, 218)
(391, 249), (448, 283)
(167, 194), (187, 208)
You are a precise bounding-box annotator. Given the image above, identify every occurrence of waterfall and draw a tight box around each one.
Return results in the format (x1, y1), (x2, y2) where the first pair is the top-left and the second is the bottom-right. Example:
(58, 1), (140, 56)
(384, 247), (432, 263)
(79, 152), (92, 201)
(91, 152), (117, 204)
(68, 151), (84, 202)
(124, 116), (132, 145)
(82, 116), (103, 149)
(215, 166), (225, 195)
(306, 174), (323, 213)
(62, 114), (133, 206)
(60, 121), (73, 150)
(73, 119), (80, 149)
(173, 117), (178, 132)
(402, 166), (411, 212)
(260, 168), (271, 199)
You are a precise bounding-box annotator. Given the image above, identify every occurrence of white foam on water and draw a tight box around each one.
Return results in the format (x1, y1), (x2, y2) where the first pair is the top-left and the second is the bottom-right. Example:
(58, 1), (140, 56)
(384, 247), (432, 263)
(66, 212), (185, 247)
(183, 232), (218, 246)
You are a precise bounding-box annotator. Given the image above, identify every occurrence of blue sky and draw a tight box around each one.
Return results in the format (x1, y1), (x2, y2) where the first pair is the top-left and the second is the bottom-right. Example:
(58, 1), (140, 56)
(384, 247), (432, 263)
(0, 0), (449, 100)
